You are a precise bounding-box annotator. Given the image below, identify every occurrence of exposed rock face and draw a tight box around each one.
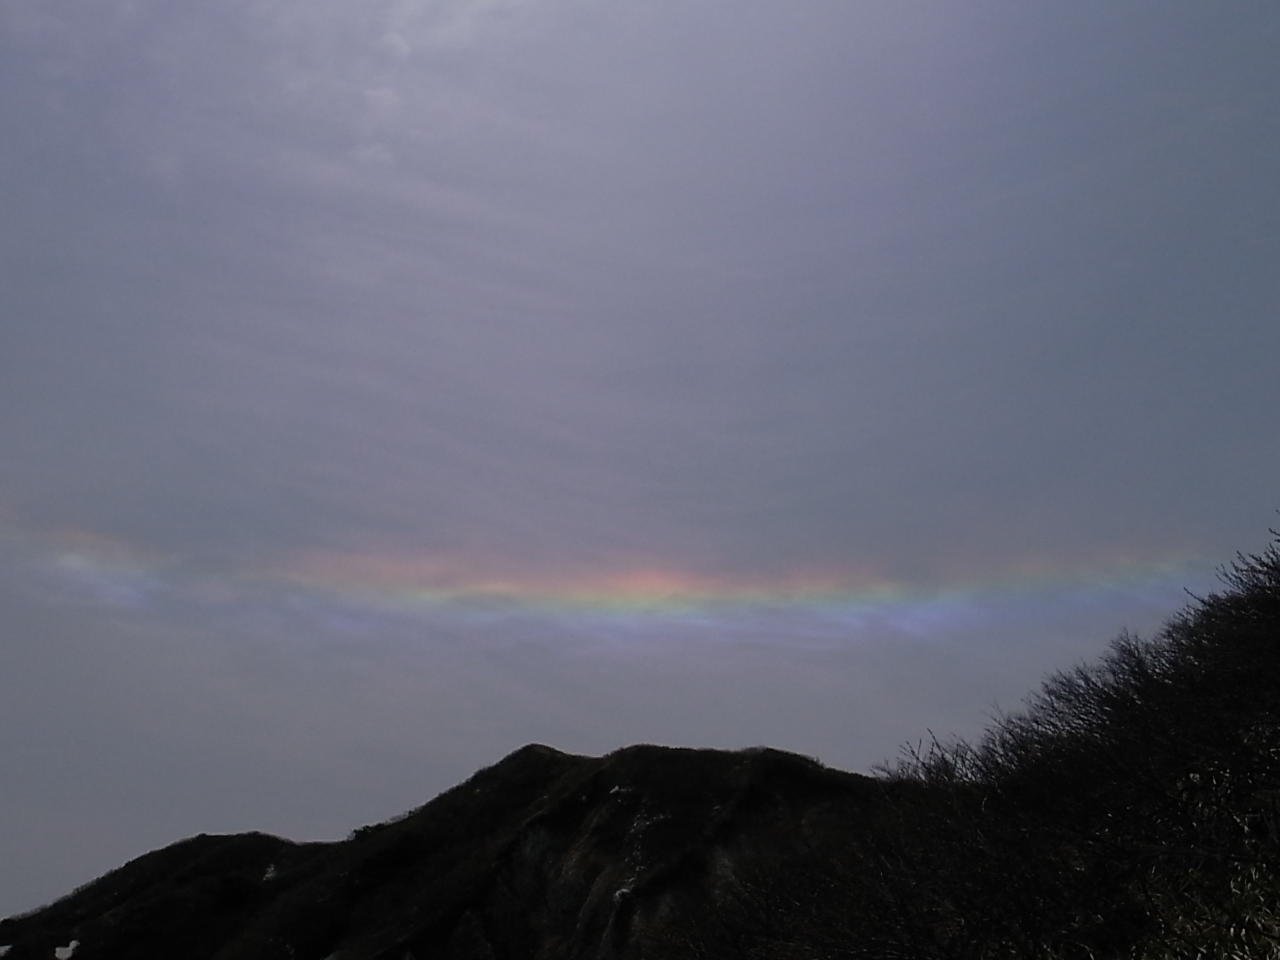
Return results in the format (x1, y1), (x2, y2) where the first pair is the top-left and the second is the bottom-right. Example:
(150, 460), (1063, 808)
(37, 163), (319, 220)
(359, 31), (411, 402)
(0, 745), (880, 960)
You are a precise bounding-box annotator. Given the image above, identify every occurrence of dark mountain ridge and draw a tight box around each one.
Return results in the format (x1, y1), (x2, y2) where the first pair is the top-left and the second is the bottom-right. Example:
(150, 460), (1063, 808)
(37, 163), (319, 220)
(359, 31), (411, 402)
(4, 537), (1279, 958)
(0, 744), (884, 960)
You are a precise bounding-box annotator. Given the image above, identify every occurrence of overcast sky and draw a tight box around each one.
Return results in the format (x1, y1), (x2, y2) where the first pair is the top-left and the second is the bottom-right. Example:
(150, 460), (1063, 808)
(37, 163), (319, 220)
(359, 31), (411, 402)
(3, 0), (1279, 917)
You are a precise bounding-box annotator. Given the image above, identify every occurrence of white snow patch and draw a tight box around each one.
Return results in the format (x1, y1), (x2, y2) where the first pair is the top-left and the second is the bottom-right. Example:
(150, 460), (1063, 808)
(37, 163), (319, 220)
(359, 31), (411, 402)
(55, 941), (80, 959)
(0, 945), (11, 957)
(262, 863), (277, 881)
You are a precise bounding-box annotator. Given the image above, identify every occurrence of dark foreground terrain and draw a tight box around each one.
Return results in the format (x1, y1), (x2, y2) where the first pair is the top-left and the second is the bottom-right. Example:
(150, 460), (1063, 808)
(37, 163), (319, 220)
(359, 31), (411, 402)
(4, 539), (1278, 959)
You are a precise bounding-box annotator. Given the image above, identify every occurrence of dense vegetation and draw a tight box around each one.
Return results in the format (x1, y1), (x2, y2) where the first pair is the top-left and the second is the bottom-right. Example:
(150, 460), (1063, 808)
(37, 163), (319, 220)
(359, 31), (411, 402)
(3, 536), (1276, 959)
(666, 537), (1280, 959)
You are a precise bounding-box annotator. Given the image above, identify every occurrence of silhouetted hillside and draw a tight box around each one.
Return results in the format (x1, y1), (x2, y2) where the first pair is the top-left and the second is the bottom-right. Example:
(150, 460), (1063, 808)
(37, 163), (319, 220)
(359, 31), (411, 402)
(3, 537), (1277, 959)
(0, 744), (884, 959)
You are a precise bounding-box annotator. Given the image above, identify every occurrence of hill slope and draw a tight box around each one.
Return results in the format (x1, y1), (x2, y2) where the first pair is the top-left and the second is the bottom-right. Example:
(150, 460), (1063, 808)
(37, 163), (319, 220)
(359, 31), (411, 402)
(0, 743), (886, 959)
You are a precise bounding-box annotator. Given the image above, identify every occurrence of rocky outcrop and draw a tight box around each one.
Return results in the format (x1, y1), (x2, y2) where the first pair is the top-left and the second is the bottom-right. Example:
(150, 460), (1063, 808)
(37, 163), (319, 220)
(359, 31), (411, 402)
(0, 745), (879, 960)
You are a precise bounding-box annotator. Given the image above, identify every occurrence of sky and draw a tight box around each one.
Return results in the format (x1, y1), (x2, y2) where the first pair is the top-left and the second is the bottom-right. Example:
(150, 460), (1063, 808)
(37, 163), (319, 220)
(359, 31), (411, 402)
(2, 0), (1279, 917)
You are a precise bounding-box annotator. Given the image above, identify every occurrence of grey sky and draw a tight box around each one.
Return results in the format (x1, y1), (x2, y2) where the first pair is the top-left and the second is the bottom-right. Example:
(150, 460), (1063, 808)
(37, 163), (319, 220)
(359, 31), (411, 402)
(3, 1), (1279, 916)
